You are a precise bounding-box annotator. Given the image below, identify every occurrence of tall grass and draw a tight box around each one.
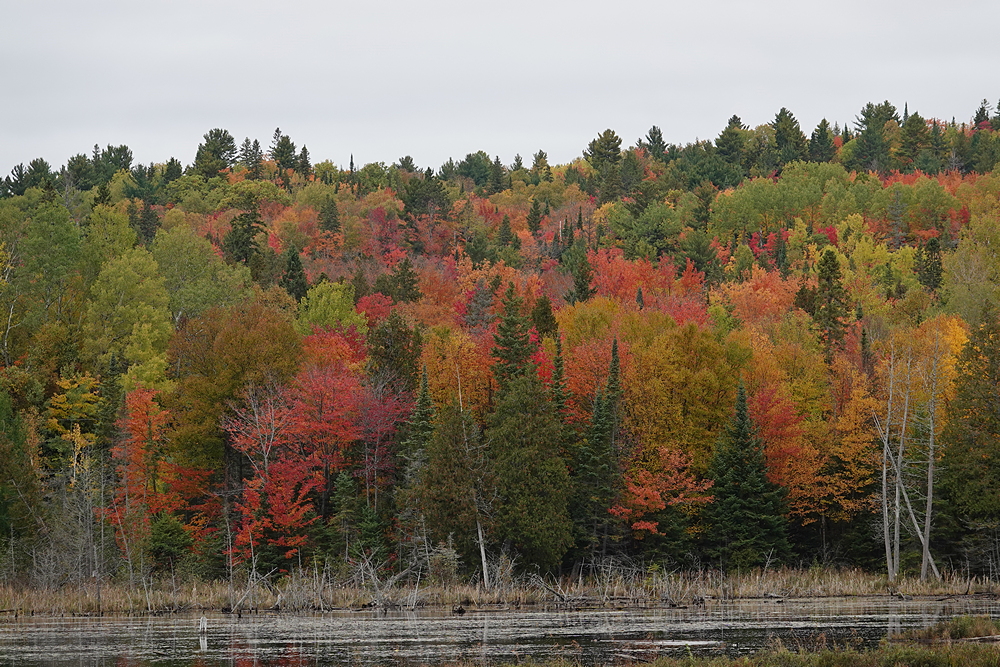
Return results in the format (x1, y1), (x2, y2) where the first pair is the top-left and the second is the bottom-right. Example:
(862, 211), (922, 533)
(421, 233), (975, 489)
(0, 565), (992, 615)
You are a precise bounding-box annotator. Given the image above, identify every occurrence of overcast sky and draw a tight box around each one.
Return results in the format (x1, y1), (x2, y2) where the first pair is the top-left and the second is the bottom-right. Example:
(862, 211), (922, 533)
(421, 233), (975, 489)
(3, 0), (998, 175)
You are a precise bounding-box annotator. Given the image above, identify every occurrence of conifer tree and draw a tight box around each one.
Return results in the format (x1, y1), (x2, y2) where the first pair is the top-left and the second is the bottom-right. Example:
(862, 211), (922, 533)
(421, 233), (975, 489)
(813, 248), (849, 359)
(530, 294), (558, 338)
(703, 383), (790, 569)
(497, 214), (513, 246)
(319, 197), (340, 233)
(487, 373), (573, 571)
(549, 335), (569, 416)
(565, 254), (597, 304)
(808, 119), (836, 163)
(280, 247), (308, 301)
(526, 198), (542, 234)
(491, 283), (534, 391)
(915, 237), (943, 291)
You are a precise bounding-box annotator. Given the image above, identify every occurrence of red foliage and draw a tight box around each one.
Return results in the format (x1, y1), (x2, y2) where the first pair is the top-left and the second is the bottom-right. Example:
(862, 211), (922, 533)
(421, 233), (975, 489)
(357, 293), (393, 327)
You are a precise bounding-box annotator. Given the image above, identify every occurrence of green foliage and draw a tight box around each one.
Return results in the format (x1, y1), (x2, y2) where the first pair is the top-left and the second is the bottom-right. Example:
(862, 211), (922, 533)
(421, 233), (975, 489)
(703, 383), (790, 569)
(192, 128), (236, 179)
(366, 310), (421, 392)
(295, 281), (367, 335)
(373, 258), (421, 304)
(530, 294), (558, 338)
(487, 373), (573, 571)
(82, 246), (172, 389)
(279, 247), (309, 302)
(491, 284), (534, 390)
(150, 225), (251, 323)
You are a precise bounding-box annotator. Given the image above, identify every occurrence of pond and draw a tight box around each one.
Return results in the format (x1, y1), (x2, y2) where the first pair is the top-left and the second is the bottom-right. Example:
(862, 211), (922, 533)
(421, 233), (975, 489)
(0, 596), (997, 666)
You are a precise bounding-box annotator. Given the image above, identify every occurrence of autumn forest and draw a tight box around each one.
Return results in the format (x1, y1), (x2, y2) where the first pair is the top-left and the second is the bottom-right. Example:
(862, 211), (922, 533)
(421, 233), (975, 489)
(3, 99), (1000, 592)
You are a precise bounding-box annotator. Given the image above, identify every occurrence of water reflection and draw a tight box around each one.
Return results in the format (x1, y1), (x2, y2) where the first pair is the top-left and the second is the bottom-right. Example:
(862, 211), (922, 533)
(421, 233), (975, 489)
(0, 596), (997, 666)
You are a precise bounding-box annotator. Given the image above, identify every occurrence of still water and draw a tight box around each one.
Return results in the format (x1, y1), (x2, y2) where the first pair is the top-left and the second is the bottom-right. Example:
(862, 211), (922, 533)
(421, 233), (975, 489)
(0, 597), (997, 666)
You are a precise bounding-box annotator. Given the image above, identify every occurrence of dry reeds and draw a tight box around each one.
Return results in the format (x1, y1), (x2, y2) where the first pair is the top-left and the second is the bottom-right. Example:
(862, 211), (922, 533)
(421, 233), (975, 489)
(0, 565), (993, 616)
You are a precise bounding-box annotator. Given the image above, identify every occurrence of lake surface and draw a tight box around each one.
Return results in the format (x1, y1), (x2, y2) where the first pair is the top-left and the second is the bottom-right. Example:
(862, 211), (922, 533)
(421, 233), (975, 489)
(0, 596), (997, 666)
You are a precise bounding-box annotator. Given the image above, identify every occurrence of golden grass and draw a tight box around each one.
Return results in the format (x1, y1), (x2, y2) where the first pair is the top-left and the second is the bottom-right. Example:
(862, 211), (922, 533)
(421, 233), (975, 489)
(0, 566), (992, 616)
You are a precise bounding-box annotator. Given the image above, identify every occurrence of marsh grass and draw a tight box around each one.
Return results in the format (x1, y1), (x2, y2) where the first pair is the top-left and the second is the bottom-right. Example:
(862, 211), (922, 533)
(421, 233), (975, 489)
(0, 565), (993, 615)
(894, 615), (1000, 642)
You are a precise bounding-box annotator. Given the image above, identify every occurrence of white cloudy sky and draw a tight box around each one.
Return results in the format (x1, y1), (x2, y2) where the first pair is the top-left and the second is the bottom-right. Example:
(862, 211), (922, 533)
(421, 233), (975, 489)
(2, 0), (998, 174)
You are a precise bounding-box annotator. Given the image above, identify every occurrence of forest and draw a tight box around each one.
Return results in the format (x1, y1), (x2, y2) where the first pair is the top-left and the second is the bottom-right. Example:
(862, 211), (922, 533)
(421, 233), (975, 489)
(2, 99), (1000, 592)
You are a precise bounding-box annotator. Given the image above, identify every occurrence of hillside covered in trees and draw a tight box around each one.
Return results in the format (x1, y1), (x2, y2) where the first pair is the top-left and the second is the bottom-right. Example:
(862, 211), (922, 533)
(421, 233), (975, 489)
(2, 100), (1000, 588)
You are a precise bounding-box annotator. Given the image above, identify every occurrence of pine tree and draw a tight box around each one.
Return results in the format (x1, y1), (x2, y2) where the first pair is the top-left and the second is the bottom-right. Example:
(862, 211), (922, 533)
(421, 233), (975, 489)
(915, 237), (943, 291)
(565, 254), (597, 304)
(530, 294), (558, 338)
(808, 119), (836, 162)
(402, 367), (435, 459)
(526, 198), (542, 234)
(319, 197), (340, 233)
(813, 248), (848, 360)
(940, 309), (1000, 569)
(773, 108), (807, 167)
(491, 283), (534, 391)
(703, 383), (790, 569)
(487, 373), (573, 571)
(549, 335), (569, 416)
(279, 247), (308, 301)
(497, 214), (513, 247)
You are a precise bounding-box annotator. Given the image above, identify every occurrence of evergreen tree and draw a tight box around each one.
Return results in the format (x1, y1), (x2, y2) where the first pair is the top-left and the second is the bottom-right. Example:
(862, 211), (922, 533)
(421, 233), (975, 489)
(487, 373), (573, 571)
(279, 247), (309, 301)
(773, 108), (807, 167)
(136, 201), (159, 245)
(497, 214), (514, 246)
(703, 383), (790, 569)
(715, 115), (747, 166)
(374, 258), (421, 304)
(223, 207), (263, 265)
(915, 237), (943, 291)
(643, 125), (668, 162)
(239, 138), (264, 180)
(549, 335), (569, 416)
(939, 310), (1000, 571)
(813, 248), (848, 360)
(526, 198), (542, 234)
(297, 145), (312, 178)
(565, 254), (597, 304)
(193, 128), (237, 179)
(367, 310), (421, 392)
(808, 119), (836, 162)
(850, 101), (899, 173)
(636, 286), (644, 310)
(319, 197), (340, 233)
(530, 294), (558, 338)
(491, 283), (534, 391)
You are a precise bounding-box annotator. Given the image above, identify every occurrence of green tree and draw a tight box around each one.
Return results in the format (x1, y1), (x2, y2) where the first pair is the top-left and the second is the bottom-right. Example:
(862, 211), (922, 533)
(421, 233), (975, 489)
(530, 294), (558, 338)
(643, 126), (668, 163)
(373, 257), (421, 304)
(850, 101), (899, 173)
(808, 119), (836, 163)
(295, 281), (367, 335)
(526, 198), (543, 234)
(703, 383), (790, 568)
(813, 248), (849, 359)
(318, 197), (340, 232)
(487, 373), (572, 571)
(939, 311), (1000, 571)
(565, 254), (597, 305)
(773, 108), (807, 167)
(150, 225), (251, 324)
(366, 310), (422, 392)
(279, 247), (309, 302)
(716, 115), (748, 167)
(193, 128), (236, 179)
(491, 283), (534, 390)
(82, 246), (172, 389)
(239, 138), (264, 180)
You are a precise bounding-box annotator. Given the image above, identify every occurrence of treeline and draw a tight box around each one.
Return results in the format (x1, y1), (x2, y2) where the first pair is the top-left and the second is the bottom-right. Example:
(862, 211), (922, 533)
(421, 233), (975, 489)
(1, 99), (1000, 588)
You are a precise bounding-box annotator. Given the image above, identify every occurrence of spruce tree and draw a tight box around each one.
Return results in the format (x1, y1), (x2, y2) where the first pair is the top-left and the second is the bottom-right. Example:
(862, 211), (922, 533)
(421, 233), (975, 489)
(565, 254), (597, 304)
(526, 198), (542, 234)
(497, 214), (513, 246)
(491, 283), (534, 391)
(703, 383), (790, 569)
(530, 294), (558, 338)
(319, 197), (340, 233)
(813, 248), (848, 360)
(808, 119), (836, 163)
(279, 246), (309, 301)
(487, 373), (573, 571)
